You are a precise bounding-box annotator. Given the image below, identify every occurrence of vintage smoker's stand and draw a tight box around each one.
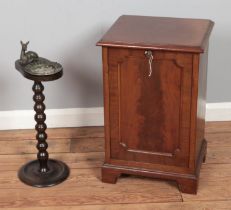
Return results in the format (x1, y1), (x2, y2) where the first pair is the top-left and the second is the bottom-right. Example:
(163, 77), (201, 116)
(15, 41), (69, 187)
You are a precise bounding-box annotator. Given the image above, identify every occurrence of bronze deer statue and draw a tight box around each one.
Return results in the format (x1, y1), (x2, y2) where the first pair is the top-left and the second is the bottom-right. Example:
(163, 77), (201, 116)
(20, 41), (38, 65)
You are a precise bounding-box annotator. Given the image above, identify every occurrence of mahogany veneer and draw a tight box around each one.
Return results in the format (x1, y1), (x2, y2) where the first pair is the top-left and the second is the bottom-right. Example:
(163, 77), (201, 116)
(97, 15), (214, 194)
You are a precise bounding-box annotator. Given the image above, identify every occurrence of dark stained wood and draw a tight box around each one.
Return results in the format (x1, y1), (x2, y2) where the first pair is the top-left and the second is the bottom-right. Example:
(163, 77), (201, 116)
(32, 81), (49, 172)
(15, 60), (69, 187)
(97, 15), (214, 53)
(195, 46), (209, 164)
(102, 47), (111, 163)
(98, 15), (214, 194)
(108, 49), (192, 168)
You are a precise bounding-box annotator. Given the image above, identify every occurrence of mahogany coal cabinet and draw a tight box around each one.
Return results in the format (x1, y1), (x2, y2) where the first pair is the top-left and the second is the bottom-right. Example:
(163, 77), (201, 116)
(97, 15), (214, 194)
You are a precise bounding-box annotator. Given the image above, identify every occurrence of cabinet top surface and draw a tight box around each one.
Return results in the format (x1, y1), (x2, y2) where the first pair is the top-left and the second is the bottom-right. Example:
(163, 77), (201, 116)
(97, 15), (214, 53)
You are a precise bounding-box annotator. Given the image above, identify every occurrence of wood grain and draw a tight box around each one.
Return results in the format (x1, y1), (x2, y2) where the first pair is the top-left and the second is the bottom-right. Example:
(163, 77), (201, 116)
(206, 132), (231, 147)
(0, 152), (104, 171)
(0, 139), (71, 154)
(0, 125), (230, 209)
(0, 169), (181, 208)
(97, 15), (214, 53)
(205, 121), (231, 133)
(207, 146), (231, 164)
(4, 201), (231, 210)
(70, 138), (104, 153)
(0, 137), (104, 155)
(182, 164), (231, 201)
(0, 127), (104, 140)
(108, 49), (193, 167)
(98, 15), (214, 194)
(3, 201), (231, 210)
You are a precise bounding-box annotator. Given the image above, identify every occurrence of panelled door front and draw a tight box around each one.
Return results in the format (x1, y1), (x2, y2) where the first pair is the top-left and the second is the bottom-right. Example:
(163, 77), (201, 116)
(107, 48), (193, 167)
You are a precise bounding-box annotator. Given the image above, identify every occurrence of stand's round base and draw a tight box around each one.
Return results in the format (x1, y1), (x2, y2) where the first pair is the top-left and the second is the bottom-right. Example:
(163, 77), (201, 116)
(18, 159), (69, 187)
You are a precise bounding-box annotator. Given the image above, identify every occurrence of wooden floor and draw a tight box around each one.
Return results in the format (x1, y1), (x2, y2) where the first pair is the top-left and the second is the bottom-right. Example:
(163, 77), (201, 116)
(0, 122), (231, 210)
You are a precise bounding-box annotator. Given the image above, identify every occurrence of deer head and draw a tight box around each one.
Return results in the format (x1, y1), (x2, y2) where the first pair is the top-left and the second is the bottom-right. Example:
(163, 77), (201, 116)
(20, 41), (29, 51)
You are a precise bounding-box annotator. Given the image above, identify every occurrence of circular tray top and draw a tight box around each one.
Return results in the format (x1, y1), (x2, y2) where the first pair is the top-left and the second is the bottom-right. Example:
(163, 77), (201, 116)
(15, 57), (63, 81)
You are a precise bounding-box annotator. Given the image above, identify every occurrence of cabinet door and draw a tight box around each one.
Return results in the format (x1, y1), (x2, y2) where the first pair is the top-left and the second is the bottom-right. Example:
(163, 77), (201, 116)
(107, 48), (193, 167)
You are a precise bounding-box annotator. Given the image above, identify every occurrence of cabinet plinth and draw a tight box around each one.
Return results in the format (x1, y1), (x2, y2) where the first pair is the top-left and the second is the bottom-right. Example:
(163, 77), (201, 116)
(97, 15), (214, 194)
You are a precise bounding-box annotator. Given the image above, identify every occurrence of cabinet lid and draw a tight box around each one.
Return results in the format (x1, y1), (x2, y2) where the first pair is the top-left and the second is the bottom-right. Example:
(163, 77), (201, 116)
(97, 15), (214, 53)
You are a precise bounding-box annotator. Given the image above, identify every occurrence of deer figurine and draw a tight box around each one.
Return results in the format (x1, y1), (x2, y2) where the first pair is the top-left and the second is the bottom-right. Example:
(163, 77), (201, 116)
(20, 41), (39, 65)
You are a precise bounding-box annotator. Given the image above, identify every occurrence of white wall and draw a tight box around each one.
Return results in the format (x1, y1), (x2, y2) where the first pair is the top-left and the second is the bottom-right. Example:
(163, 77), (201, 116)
(0, 0), (230, 112)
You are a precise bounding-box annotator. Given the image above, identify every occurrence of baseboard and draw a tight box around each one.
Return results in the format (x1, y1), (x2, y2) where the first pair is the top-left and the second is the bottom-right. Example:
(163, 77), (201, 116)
(0, 107), (104, 130)
(205, 102), (231, 121)
(0, 103), (230, 130)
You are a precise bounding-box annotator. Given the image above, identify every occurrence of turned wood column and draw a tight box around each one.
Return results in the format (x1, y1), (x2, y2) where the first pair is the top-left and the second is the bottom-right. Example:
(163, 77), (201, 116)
(15, 49), (69, 187)
(33, 81), (49, 173)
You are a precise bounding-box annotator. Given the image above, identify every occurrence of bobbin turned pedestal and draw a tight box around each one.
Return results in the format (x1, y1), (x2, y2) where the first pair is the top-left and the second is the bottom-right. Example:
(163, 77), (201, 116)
(15, 43), (69, 187)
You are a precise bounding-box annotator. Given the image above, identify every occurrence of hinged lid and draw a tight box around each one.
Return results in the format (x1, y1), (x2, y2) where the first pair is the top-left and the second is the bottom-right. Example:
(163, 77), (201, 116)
(97, 15), (214, 53)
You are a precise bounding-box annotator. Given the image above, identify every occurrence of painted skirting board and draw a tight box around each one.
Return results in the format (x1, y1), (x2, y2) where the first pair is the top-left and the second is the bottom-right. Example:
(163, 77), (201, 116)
(0, 107), (104, 130)
(205, 102), (231, 122)
(0, 103), (230, 130)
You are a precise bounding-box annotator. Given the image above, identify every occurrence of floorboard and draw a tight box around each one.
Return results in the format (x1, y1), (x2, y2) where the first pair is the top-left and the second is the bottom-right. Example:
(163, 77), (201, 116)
(3, 201), (231, 210)
(0, 123), (230, 209)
